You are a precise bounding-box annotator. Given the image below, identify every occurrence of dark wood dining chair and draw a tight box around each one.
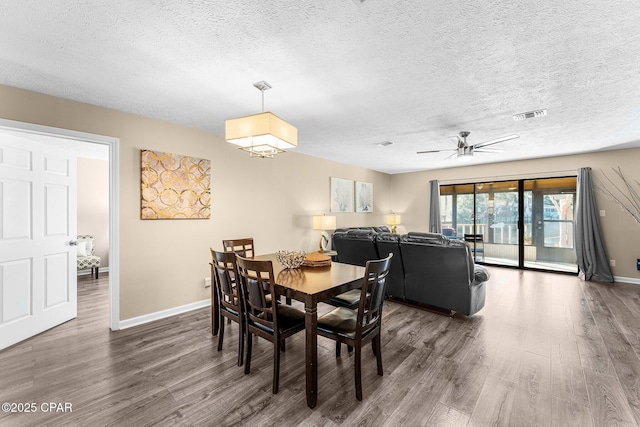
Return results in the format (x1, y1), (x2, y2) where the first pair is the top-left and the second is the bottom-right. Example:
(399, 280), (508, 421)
(463, 233), (485, 261)
(317, 253), (393, 401)
(210, 249), (245, 366)
(222, 238), (255, 258)
(236, 255), (305, 394)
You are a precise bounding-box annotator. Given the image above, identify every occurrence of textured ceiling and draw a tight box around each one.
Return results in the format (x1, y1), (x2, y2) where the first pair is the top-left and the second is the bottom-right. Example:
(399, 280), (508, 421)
(1, 1), (639, 174)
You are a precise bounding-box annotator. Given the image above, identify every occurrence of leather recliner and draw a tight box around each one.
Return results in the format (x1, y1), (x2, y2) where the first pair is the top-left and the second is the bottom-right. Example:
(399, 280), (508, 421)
(331, 229), (380, 266)
(330, 228), (489, 316)
(399, 232), (487, 316)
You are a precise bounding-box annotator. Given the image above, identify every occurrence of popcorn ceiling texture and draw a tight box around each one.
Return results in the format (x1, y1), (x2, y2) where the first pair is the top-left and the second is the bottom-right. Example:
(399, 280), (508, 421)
(1, 0), (639, 173)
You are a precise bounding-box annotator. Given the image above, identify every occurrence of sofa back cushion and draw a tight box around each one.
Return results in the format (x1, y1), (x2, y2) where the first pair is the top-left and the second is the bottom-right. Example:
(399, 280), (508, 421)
(332, 229), (380, 266)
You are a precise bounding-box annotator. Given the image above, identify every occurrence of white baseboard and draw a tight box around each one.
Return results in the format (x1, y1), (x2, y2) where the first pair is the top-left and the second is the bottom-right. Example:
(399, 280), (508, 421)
(78, 267), (110, 276)
(614, 276), (640, 285)
(119, 299), (211, 330)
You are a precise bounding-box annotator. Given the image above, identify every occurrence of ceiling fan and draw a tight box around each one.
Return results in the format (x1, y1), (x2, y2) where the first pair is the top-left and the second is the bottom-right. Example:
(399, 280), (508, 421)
(417, 131), (519, 162)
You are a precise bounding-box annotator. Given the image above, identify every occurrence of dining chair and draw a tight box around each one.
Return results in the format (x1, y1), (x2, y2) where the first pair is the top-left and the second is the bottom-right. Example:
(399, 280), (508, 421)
(210, 249), (245, 366)
(236, 255), (306, 394)
(463, 233), (485, 262)
(223, 238), (255, 258)
(317, 253), (393, 401)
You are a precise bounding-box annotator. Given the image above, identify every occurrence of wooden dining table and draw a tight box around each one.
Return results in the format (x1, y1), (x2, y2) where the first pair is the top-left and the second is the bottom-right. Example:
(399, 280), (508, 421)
(254, 253), (365, 409)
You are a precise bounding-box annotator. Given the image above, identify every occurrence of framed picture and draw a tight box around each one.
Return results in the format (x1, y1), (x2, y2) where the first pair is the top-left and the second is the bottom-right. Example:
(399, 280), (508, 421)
(141, 150), (211, 219)
(330, 177), (354, 212)
(355, 181), (373, 212)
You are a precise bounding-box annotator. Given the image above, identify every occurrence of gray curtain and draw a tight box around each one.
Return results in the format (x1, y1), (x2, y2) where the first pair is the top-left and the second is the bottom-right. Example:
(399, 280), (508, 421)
(575, 167), (614, 282)
(429, 180), (442, 233)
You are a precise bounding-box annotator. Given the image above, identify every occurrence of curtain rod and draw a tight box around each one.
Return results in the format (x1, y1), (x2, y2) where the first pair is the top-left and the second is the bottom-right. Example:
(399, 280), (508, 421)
(438, 168), (578, 185)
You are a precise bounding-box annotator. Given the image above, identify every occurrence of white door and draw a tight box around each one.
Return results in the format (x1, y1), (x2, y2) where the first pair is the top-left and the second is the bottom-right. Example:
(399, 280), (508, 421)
(0, 131), (77, 350)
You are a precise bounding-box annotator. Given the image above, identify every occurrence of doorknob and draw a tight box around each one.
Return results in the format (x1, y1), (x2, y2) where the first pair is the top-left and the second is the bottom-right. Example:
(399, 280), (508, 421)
(69, 240), (79, 246)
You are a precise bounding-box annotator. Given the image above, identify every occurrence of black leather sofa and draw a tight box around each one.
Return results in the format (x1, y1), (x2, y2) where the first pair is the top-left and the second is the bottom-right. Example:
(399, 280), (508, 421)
(331, 228), (488, 316)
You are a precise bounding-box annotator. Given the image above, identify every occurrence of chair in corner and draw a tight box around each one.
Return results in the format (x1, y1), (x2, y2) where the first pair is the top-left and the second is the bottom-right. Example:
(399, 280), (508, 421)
(210, 249), (245, 366)
(317, 253), (393, 401)
(222, 238), (255, 258)
(77, 235), (101, 279)
(463, 233), (485, 262)
(236, 255), (305, 394)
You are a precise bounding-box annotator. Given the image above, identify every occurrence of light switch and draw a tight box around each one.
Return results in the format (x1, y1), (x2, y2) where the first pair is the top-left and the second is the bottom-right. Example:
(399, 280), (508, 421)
(600, 210), (606, 217)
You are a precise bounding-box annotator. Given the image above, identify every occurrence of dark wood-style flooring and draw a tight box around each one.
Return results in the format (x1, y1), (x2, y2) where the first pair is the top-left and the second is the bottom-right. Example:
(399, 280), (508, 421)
(1, 269), (640, 426)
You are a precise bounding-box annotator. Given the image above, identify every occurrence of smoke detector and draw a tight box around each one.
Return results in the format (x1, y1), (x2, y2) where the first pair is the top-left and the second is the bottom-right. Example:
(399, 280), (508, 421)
(513, 109), (547, 121)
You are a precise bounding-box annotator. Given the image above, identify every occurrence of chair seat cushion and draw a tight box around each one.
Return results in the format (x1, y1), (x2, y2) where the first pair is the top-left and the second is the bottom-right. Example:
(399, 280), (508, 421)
(77, 255), (100, 270)
(277, 304), (305, 329)
(318, 306), (357, 334)
(254, 304), (304, 334)
(327, 289), (361, 308)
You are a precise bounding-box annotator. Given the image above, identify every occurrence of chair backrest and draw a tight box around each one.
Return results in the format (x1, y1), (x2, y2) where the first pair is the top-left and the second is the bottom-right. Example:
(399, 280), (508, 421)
(356, 253), (393, 337)
(463, 234), (484, 243)
(236, 255), (278, 333)
(211, 249), (242, 314)
(223, 238), (255, 258)
(77, 235), (95, 256)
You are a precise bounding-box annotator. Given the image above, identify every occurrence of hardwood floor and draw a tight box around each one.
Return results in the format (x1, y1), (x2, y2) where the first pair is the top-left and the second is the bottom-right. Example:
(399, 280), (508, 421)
(1, 269), (640, 426)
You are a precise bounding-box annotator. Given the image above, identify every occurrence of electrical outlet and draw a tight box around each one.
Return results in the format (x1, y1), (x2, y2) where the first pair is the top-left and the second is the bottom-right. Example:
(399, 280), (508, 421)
(204, 277), (211, 288)
(609, 259), (616, 267)
(599, 210), (606, 217)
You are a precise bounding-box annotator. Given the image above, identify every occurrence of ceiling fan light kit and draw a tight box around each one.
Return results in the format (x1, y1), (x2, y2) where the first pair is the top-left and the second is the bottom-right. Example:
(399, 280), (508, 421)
(457, 147), (474, 162)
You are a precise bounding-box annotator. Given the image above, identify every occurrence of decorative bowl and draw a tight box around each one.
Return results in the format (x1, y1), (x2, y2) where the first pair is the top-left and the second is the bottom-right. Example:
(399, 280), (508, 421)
(276, 250), (307, 269)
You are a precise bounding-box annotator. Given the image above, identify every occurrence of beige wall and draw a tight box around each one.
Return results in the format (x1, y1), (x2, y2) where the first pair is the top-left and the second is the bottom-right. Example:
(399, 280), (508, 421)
(0, 84), (391, 320)
(390, 149), (640, 279)
(78, 158), (109, 267)
(3, 83), (637, 321)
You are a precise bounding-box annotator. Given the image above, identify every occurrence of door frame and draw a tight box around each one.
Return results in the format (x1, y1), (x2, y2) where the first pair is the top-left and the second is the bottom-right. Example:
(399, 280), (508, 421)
(0, 118), (121, 331)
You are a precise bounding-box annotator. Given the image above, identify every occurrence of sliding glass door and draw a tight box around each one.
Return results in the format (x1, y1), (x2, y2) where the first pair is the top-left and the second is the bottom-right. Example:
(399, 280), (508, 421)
(524, 178), (577, 272)
(440, 177), (577, 273)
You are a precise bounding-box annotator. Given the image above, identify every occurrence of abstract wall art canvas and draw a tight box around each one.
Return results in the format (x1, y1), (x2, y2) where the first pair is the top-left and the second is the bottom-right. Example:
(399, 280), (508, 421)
(355, 181), (373, 212)
(141, 150), (211, 219)
(330, 177), (354, 212)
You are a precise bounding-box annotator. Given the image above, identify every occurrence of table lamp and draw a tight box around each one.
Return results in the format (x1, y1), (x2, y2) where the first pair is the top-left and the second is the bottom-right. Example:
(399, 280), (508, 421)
(313, 215), (336, 252)
(385, 214), (401, 234)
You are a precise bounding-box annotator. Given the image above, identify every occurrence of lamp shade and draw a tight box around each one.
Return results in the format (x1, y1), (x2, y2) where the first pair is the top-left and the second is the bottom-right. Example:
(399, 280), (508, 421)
(385, 214), (401, 226)
(225, 112), (298, 156)
(313, 215), (336, 231)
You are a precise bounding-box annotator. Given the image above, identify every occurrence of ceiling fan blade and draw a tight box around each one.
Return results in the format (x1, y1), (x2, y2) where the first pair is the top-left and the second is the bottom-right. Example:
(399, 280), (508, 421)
(474, 148), (504, 153)
(472, 134), (519, 149)
(416, 149), (455, 154)
(443, 151), (458, 160)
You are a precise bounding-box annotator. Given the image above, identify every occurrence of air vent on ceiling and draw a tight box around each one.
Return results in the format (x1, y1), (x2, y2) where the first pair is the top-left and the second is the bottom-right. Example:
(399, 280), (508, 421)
(375, 141), (394, 147)
(513, 109), (547, 121)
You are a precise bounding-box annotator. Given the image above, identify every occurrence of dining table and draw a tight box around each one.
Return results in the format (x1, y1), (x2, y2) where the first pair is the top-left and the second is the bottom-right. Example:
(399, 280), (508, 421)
(254, 253), (365, 409)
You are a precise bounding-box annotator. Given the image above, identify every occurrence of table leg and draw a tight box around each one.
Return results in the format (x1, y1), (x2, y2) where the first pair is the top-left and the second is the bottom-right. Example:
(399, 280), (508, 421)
(304, 301), (318, 408)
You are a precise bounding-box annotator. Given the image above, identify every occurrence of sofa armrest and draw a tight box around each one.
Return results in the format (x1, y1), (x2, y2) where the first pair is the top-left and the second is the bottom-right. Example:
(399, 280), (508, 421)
(474, 265), (490, 283)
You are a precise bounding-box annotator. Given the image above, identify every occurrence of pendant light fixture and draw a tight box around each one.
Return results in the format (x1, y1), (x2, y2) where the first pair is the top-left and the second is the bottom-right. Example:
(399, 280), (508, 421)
(225, 81), (298, 158)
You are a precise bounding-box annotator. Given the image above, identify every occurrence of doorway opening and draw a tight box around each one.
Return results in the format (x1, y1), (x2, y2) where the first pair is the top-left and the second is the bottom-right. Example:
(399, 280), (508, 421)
(0, 118), (120, 332)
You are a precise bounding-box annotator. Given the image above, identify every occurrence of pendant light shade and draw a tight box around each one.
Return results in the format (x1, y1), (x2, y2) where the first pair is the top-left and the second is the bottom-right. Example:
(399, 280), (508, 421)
(225, 111), (297, 157)
(225, 81), (297, 158)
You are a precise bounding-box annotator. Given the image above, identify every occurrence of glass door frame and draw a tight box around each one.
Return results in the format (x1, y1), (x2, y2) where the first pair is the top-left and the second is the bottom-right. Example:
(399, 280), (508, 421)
(440, 176), (578, 274)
